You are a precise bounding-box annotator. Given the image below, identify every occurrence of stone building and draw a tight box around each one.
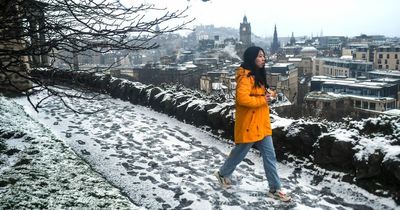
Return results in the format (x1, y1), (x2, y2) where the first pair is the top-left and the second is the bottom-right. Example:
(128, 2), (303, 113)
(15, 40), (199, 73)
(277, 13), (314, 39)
(199, 71), (234, 95)
(353, 45), (400, 70)
(312, 57), (373, 78)
(0, 0), (34, 92)
(266, 63), (298, 103)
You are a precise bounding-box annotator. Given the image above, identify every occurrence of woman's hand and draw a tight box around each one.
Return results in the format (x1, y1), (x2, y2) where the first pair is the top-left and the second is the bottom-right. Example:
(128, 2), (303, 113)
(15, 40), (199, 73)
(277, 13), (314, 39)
(265, 89), (276, 105)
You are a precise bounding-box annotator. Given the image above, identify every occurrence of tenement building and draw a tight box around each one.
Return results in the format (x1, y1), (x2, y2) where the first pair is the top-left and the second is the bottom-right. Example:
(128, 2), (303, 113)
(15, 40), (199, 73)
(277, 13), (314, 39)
(266, 63), (298, 103)
(354, 45), (400, 70)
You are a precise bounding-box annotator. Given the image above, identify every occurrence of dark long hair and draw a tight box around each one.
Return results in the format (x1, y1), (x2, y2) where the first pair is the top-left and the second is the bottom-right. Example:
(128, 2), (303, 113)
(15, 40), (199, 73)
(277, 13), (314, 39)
(240, 46), (268, 88)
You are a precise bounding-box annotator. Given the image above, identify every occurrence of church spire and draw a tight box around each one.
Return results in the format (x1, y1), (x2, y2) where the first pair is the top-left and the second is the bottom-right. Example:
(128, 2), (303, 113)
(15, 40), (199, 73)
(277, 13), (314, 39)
(290, 32), (296, 45)
(271, 24), (280, 54)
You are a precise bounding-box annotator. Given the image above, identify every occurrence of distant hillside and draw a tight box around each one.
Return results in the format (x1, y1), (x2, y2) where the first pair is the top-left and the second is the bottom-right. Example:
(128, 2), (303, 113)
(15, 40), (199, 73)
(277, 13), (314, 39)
(191, 25), (270, 49)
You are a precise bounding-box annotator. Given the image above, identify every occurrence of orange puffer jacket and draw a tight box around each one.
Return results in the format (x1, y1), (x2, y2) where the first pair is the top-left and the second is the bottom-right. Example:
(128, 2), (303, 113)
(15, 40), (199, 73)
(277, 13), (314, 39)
(234, 67), (272, 144)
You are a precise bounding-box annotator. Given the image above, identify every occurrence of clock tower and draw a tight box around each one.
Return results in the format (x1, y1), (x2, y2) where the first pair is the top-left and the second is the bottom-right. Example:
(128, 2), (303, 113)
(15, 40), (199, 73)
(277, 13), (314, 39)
(239, 15), (252, 49)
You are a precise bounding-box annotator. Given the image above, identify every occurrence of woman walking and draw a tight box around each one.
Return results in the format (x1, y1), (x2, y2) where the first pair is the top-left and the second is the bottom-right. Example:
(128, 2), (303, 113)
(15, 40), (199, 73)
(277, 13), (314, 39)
(214, 46), (291, 202)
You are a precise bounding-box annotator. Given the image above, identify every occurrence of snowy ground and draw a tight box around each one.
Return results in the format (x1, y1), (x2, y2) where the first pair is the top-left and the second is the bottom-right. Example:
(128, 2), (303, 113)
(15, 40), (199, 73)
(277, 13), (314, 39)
(0, 96), (140, 209)
(4, 90), (398, 210)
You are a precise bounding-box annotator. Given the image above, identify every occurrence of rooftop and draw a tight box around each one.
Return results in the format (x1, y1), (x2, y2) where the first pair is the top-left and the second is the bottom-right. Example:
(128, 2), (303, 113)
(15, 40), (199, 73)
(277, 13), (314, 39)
(369, 69), (400, 77)
(271, 63), (295, 68)
(312, 76), (395, 88)
(306, 91), (396, 101)
(316, 57), (373, 65)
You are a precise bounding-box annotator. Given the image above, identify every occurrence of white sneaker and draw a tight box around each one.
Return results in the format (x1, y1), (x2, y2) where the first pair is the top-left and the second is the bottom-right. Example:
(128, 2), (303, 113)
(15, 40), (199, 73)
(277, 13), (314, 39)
(213, 171), (232, 188)
(268, 189), (292, 202)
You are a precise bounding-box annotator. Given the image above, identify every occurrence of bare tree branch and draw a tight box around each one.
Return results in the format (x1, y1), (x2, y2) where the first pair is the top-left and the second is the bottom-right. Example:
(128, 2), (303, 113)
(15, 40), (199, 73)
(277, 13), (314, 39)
(0, 0), (194, 113)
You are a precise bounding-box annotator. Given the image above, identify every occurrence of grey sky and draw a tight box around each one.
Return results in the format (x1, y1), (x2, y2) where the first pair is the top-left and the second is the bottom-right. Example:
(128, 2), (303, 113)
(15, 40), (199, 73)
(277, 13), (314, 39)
(149, 0), (400, 38)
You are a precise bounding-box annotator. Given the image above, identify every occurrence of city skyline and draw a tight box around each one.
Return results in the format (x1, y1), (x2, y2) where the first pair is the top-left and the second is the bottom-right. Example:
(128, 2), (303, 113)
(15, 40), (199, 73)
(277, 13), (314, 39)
(143, 0), (400, 38)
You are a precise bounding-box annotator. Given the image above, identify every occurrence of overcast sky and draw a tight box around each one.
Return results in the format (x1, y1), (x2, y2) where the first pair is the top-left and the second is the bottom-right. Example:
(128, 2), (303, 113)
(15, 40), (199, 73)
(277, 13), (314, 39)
(147, 0), (400, 38)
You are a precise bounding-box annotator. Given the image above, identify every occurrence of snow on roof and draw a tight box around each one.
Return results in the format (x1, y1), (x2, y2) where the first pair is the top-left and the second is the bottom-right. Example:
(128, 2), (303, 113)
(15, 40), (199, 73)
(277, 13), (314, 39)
(369, 70), (400, 77)
(183, 62), (197, 69)
(317, 57), (373, 65)
(288, 58), (302, 62)
(300, 46), (318, 52)
(272, 63), (294, 68)
(372, 78), (400, 82)
(383, 109), (400, 116)
(343, 94), (395, 101)
(322, 81), (389, 89)
(306, 91), (346, 100)
(313, 76), (394, 89)
(340, 55), (353, 60)
(307, 91), (396, 101)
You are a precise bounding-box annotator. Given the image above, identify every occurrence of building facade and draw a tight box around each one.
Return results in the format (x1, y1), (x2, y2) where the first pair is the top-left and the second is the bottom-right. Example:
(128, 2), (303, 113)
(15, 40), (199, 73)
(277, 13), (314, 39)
(354, 45), (400, 70)
(266, 63), (298, 103)
(312, 58), (373, 78)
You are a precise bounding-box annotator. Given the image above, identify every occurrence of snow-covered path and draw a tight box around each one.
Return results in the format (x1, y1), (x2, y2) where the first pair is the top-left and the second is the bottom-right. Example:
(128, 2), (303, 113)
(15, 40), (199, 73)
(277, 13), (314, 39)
(15, 93), (398, 210)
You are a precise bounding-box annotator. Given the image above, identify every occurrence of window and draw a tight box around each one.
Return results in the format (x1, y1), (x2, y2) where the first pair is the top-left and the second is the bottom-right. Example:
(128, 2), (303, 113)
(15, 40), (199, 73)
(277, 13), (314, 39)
(378, 59), (382, 64)
(362, 54), (366, 59)
(370, 103), (376, 110)
(378, 65), (382, 69)
(363, 101), (368, 109)
(386, 65), (389, 69)
(397, 60), (399, 64)
(355, 100), (361, 108)
(395, 54), (398, 59)
(396, 65), (399, 70)
(388, 102), (395, 109)
(379, 54), (383, 59)
(387, 54), (390, 59)
(385, 60), (388, 64)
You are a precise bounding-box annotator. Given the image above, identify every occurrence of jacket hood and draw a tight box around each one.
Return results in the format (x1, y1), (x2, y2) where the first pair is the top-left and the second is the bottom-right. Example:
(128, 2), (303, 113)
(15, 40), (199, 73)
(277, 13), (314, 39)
(235, 66), (251, 81)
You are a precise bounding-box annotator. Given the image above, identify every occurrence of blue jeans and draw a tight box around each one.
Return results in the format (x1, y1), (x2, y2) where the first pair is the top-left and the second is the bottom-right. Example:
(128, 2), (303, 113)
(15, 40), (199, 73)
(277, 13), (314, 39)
(219, 136), (281, 191)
